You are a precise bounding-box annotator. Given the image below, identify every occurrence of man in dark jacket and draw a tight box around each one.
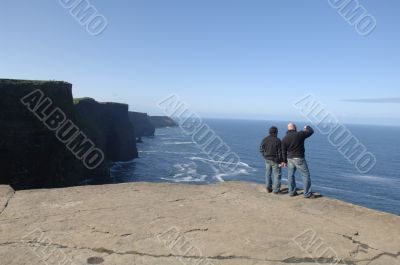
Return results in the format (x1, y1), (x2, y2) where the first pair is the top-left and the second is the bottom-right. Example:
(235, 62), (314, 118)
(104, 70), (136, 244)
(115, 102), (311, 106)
(260, 126), (283, 194)
(282, 123), (314, 198)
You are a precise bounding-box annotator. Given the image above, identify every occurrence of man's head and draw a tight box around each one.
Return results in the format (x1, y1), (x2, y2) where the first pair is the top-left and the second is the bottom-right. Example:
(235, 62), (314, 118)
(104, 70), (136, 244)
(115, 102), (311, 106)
(269, 126), (278, 136)
(288, 123), (297, 131)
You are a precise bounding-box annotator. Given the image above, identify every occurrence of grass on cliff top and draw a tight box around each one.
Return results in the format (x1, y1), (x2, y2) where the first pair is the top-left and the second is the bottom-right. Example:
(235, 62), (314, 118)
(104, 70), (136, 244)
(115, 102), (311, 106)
(73, 97), (95, 104)
(73, 98), (128, 107)
(0, 78), (70, 86)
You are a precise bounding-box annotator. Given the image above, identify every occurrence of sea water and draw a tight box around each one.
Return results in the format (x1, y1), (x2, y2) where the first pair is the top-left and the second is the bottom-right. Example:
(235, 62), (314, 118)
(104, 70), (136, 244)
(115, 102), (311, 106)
(111, 119), (400, 215)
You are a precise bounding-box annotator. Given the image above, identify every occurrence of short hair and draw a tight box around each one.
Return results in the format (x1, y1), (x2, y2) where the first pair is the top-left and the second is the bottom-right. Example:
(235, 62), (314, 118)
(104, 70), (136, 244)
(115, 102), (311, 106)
(269, 126), (278, 136)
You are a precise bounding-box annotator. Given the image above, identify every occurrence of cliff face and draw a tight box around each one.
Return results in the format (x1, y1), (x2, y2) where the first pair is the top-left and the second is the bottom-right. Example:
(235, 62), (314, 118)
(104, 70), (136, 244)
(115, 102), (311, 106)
(149, 116), (178, 128)
(128, 112), (155, 137)
(0, 79), (80, 189)
(73, 98), (138, 162)
(0, 79), (137, 189)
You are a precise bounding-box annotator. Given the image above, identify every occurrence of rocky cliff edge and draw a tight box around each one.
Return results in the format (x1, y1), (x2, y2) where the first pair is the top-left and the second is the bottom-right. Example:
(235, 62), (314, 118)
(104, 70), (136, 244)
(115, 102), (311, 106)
(0, 182), (399, 265)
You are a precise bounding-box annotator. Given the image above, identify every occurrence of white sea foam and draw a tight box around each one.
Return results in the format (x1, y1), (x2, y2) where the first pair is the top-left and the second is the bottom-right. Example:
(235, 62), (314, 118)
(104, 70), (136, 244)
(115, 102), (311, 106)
(164, 160), (256, 183)
(314, 185), (400, 204)
(342, 174), (400, 184)
(189, 156), (253, 169)
(140, 150), (198, 155)
(164, 141), (196, 145)
(187, 156), (257, 182)
(213, 168), (251, 182)
(160, 177), (205, 183)
(166, 162), (209, 182)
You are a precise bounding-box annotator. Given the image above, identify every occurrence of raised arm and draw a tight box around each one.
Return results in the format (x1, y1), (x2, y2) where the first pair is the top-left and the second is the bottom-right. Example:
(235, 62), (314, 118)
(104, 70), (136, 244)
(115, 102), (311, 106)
(302, 125), (314, 139)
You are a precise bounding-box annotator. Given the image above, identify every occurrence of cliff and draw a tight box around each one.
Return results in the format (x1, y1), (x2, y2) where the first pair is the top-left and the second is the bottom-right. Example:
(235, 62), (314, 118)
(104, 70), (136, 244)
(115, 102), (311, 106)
(128, 111), (155, 137)
(73, 98), (138, 184)
(0, 79), (138, 189)
(150, 116), (178, 128)
(0, 182), (399, 265)
(0, 79), (80, 189)
(73, 98), (138, 162)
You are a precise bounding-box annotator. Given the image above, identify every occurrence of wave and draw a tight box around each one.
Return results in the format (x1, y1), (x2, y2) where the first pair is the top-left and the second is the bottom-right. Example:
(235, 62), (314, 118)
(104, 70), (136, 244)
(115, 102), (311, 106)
(213, 168), (252, 182)
(189, 156), (254, 169)
(186, 156), (257, 182)
(163, 161), (255, 183)
(160, 176), (207, 183)
(163, 141), (196, 145)
(341, 174), (400, 184)
(314, 184), (400, 204)
(140, 150), (199, 155)
(165, 162), (209, 182)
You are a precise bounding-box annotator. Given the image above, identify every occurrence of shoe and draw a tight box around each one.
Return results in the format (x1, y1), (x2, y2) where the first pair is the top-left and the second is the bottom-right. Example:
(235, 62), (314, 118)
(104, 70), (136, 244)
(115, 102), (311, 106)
(304, 194), (318, 199)
(289, 192), (298, 197)
(266, 187), (273, 193)
(273, 190), (282, 195)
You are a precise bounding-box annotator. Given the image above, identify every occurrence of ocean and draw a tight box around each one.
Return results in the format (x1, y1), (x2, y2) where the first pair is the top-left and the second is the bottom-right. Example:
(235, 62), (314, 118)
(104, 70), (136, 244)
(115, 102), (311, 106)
(111, 119), (400, 216)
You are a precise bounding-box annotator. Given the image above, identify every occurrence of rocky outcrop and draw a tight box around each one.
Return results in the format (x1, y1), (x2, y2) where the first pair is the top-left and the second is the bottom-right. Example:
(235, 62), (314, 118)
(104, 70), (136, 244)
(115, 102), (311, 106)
(0, 182), (399, 265)
(0, 79), (137, 189)
(128, 112), (155, 137)
(150, 116), (178, 128)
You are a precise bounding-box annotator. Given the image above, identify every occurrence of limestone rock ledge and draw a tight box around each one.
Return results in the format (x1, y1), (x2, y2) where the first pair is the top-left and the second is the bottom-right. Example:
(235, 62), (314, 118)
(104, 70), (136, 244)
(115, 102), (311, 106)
(0, 182), (399, 265)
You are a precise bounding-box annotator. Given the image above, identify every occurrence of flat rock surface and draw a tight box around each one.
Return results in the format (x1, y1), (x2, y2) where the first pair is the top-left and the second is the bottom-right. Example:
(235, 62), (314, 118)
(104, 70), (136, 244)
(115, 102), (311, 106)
(0, 182), (399, 265)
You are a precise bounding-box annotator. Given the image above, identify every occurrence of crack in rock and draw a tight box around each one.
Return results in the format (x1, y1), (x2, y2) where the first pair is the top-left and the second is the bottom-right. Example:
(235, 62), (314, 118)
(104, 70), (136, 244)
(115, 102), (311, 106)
(167, 199), (185, 203)
(282, 256), (355, 264)
(0, 189), (15, 217)
(184, 228), (209, 234)
(0, 240), (286, 263)
(1, 239), (398, 264)
(342, 235), (376, 250)
(341, 234), (383, 259)
(360, 251), (400, 265)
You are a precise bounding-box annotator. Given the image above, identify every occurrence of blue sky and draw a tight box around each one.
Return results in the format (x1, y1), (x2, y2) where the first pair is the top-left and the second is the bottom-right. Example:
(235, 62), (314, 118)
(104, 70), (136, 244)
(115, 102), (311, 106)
(1, 0), (399, 125)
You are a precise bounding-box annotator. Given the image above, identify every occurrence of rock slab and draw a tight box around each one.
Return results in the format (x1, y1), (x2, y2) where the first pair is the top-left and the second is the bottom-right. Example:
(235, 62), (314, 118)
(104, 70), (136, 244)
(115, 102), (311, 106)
(0, 182), (399, 265)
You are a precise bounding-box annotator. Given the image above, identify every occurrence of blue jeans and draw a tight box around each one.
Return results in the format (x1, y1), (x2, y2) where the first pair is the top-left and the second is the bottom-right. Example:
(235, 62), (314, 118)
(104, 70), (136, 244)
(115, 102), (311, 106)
(287, 158), (312, 197)
(265, 160), (282, 192)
